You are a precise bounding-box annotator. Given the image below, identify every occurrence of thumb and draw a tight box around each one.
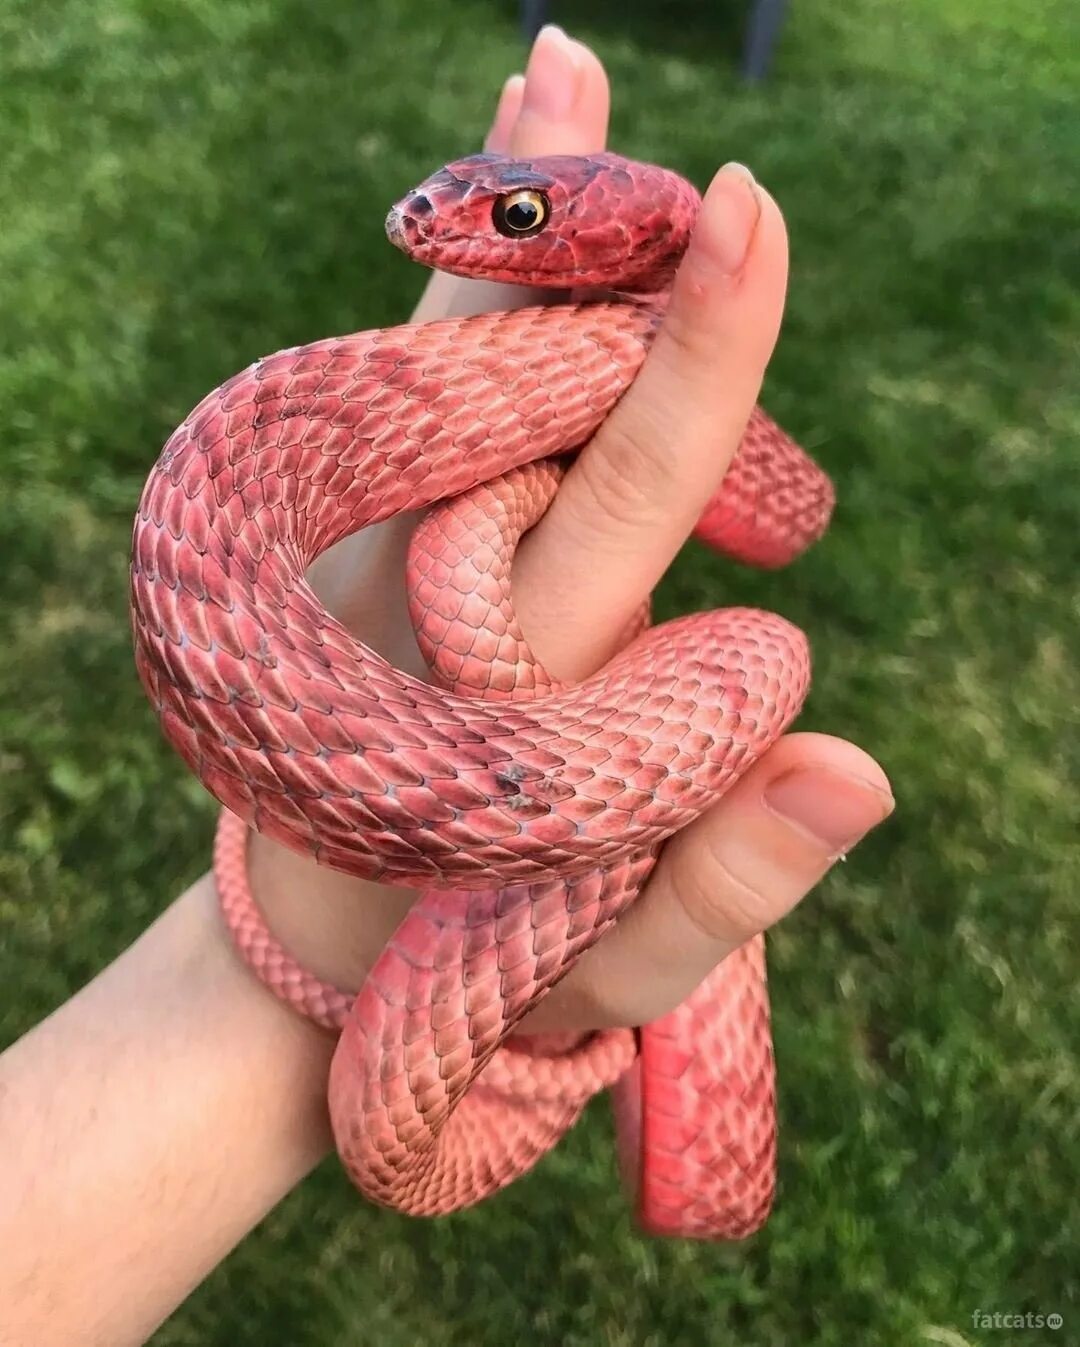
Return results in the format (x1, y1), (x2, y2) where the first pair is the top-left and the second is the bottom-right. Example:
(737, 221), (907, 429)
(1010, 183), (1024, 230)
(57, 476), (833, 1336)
(515, 164), (790, 679)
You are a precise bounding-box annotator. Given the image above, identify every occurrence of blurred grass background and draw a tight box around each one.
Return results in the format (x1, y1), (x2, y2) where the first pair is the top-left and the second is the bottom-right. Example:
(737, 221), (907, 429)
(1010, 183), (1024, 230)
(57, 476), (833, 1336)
(1, 0), (1078, 1343)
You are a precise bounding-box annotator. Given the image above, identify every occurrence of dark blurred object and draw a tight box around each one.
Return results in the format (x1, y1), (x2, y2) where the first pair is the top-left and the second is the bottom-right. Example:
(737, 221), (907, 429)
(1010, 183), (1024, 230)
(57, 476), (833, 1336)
(740, 0), (788, 79)
(519, 1), (789, 79)
(521, 0), (550, 45)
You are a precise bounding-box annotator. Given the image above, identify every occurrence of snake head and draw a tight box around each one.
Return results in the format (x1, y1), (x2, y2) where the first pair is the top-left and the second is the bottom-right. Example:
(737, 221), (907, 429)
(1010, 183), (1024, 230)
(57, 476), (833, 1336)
(386, 152), (698, 292)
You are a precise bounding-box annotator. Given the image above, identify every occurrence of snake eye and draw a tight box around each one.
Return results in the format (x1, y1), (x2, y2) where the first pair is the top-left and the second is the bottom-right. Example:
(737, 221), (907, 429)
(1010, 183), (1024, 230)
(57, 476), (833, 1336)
(492, 189), (550, 238)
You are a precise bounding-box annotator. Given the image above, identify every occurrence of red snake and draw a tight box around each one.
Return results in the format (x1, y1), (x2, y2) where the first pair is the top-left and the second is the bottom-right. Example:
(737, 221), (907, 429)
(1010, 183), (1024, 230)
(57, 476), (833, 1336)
(131, 152), (834, 1238)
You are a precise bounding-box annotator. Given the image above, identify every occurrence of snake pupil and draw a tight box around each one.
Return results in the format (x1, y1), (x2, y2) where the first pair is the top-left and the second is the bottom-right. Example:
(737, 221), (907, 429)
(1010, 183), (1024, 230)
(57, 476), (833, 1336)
(493, 189), (549, 238)
(507, 201), (537, 229)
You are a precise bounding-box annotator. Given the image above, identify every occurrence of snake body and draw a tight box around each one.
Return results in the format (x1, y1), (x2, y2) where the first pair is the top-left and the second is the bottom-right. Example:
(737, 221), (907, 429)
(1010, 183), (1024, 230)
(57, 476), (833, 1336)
(131, 153), (834, 1238)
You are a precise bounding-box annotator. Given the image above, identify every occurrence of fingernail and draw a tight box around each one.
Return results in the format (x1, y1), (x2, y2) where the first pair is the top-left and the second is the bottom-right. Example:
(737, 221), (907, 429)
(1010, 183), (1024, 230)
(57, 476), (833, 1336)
(705, 162), (762, 276)
(764, 765), (894, 856)
(522, 24), (580, 121)
(721, 161), (757, 185)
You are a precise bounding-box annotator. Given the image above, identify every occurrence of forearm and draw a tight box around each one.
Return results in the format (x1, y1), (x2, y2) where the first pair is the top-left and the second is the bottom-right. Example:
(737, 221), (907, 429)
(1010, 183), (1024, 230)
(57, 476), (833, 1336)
(0, 874), (335, 1347)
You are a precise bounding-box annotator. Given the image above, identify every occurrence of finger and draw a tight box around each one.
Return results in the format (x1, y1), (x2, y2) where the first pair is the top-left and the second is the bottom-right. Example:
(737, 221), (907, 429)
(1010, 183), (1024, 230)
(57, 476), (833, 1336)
(514, 164), (789, 680)
(412, 27), (609, 323)
(524, 734), (894, 1032)
(484, 73), (526, 153)
(509, 26), (609, 157)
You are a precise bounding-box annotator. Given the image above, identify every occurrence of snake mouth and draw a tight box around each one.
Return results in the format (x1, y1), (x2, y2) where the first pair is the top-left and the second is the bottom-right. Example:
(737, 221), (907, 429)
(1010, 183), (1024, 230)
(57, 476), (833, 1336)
(385, 205), (410, 252)
(386, 190), (437, 256)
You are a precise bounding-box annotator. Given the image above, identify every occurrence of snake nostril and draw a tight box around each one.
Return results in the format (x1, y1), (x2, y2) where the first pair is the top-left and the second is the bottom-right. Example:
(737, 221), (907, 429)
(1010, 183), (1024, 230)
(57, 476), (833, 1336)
(408, 192), (434, 218)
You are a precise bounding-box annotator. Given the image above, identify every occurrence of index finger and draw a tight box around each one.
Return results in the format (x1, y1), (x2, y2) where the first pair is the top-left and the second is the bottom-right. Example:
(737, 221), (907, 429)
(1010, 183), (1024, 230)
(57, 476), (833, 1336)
(513, 165), (793, 681)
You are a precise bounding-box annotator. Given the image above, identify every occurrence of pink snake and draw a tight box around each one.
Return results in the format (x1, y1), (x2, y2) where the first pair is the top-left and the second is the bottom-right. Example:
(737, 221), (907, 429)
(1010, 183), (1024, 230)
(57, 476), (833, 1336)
(131, 152), (834, 1238)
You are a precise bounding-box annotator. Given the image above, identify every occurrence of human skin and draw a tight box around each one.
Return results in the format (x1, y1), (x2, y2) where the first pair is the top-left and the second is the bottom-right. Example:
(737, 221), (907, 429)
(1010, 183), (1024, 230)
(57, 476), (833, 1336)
(0, 27), (892, 1347)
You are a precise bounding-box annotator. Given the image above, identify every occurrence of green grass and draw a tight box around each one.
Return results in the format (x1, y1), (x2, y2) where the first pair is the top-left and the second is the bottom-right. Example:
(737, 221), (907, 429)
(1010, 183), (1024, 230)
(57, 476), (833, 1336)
(2, 0), (1078, 1342)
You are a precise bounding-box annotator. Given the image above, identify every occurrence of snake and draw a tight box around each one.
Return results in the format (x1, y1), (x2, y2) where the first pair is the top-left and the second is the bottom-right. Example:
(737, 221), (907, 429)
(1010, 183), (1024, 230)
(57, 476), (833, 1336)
(130, 151), (834, 1239)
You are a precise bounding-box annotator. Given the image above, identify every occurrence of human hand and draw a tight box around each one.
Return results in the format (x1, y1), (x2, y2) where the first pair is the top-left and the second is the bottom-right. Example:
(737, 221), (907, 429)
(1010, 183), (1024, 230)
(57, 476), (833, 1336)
(247, 26), (894, 1034)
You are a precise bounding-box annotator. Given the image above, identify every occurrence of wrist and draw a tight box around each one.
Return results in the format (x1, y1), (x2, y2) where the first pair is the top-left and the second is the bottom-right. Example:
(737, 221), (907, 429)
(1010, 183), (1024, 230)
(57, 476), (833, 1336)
(245, 829), (415, 997)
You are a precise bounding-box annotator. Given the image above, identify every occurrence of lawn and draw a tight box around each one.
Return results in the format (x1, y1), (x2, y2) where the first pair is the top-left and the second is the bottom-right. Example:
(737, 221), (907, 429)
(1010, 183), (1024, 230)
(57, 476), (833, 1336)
(1, 0), (1077, 1343)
